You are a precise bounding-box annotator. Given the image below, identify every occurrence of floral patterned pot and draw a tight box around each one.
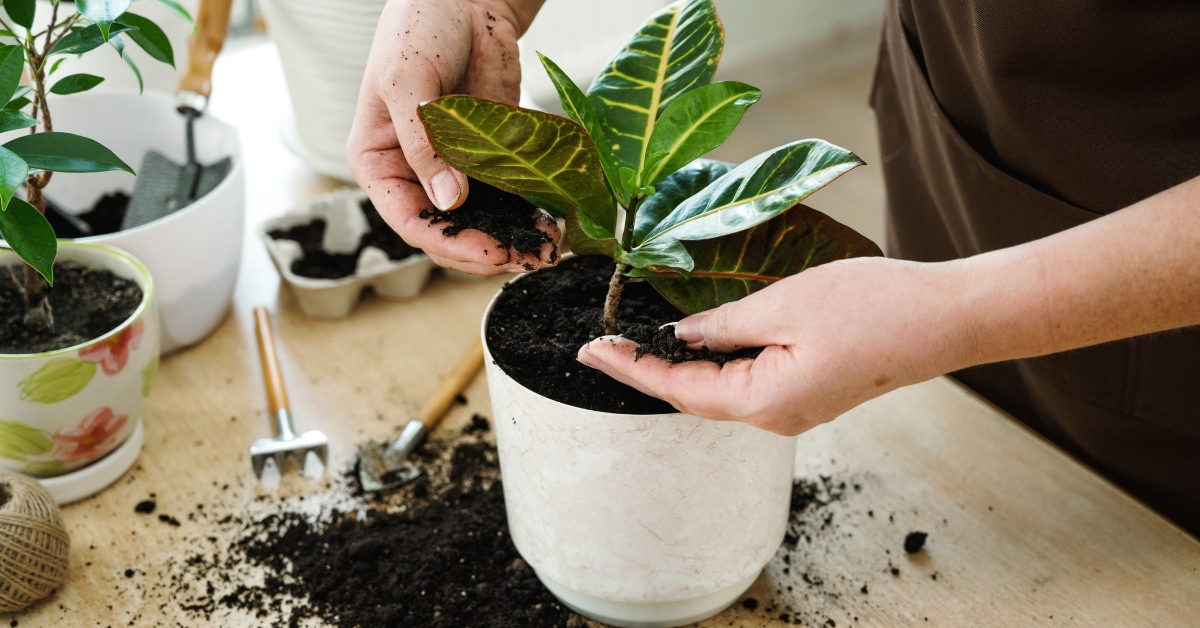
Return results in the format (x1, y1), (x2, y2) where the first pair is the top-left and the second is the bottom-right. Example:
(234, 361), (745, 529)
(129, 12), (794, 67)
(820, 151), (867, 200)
(0, 243), (158, 482)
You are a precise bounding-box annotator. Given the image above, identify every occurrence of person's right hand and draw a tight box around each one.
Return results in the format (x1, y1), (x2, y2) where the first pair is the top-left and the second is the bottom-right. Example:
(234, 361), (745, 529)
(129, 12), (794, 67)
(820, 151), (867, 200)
(348, 0), (558, 275)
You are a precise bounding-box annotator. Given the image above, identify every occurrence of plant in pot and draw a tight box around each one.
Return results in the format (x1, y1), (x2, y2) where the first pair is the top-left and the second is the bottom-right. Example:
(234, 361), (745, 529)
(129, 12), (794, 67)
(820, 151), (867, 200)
(415, 0), (882, 625)
(0, 0), (181, 502)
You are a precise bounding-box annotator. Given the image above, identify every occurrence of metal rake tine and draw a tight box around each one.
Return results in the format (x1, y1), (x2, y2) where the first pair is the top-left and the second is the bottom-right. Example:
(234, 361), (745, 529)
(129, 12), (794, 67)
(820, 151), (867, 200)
(273, 451), (290, 474)
(252, 454), (267, 479)
(312, 445), (328, 468)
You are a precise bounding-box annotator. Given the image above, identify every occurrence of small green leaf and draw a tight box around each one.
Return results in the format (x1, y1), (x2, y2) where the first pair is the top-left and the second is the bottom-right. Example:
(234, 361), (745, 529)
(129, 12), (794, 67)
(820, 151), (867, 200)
(539, 52), (626, 205)
(48, 57), (65, 75)
(588, 0), (724, 176)
(620, 237), (692, 274)
(418, 95), (616, 235)
(647, 204), (883, 314)
(50, 73), (105, 95)
(19, 358), (97, 403)
(642, 81), (760, 186)
(0, 418), (52, 460)
(149, 0), (193, 24)
(0, 197), (55, 284)
(141, 355), (158, 397)
(564, 206), (619, 257)
(4, 95), (28, 110)
(21, 460), (65, 476)
(4, 131), (134, 174)
(115, 12), (173, 67)
(110, 34), (144, 93)
(0, 109), (36, 134)
(0, 144), (27, 210)
(0, 45), (24, 105)
(49, 22), (135, 56)
(3, 0), (34, 30)
(639, 139), (864, 246)
(77, 0), (132, 41)
(0, 30), (16, 40)
(633, 158), (733, 245)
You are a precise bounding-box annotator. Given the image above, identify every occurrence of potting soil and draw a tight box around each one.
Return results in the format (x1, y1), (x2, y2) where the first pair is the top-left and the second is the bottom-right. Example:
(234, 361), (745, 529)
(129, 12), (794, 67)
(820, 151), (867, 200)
(622, 322), (763, 365)
(417, 178), (554, 265)
(46, 192), (131, 238)
(0, 262), (143, 353)
(268, 200), (420, 279)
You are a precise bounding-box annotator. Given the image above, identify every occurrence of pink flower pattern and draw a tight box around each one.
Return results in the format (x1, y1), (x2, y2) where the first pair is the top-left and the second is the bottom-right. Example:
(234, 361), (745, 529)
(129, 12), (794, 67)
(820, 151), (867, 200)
(52, 407), (128, 464)
(79, 319), (144, 376)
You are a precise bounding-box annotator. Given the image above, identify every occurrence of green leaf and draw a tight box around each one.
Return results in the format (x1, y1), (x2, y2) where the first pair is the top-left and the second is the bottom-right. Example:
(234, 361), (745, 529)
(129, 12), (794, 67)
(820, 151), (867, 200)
(633, 158), (733, 245)
(49, 22), (135, 56)
(620, 237), (692, 273)
(19, 358), (97, 403)
(50, 73), (105, 95)
(115, 11), (173, 67)
(4, 131), (134, 174)
(642, 81), (760, 186)
(4, 95), (28, 110)
(417, 95), (616, 237)
(564, 207), (619, 257)
(648, 204), (883, 314)
(0, 144), (27, 210)
(9, 84), (29, 101)
(22, 460), (65, 476)
(638, 139), (864, 247)
(587, 0), (723, 177)
(0, 197), (55, 284)
(77, 0), (132, 41)
(48, 57), (65, 75)
(0, 45), (24, 105)
(3, 0), (34, 30)
(149, 0), (193, 24)
(109, 34), (143, 93)
(539, 52), (626, 206)
(0, 109), (35, 134)
(0, 419), (52, 461)
(0, 30), (17, 40)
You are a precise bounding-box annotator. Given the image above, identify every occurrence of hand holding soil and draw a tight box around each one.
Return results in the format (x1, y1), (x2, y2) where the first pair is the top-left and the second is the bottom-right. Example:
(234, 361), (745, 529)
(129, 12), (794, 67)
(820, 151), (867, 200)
(347, 0), (559, 275)
(578, 256), (974, 435)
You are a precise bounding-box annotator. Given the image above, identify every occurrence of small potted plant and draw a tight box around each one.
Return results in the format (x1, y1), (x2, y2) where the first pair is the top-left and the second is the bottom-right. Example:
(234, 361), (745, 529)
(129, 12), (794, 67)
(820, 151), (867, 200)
(0, 0), (179, 502)
(417, 0), (881, 625)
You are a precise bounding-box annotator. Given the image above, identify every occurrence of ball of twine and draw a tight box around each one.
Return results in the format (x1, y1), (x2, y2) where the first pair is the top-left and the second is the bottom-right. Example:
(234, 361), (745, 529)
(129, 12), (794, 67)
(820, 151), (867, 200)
(0, 474), (69, 612)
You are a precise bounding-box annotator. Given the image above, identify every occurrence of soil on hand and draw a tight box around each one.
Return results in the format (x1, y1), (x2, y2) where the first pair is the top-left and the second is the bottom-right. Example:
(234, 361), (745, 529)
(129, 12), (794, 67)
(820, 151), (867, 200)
(47, 192), (131, 238)
(487, 256), (683, 414)
(0, 262), (143, 353)
(268, 199), (419, 279)
(418, 178), (554, 265)
(622, 323), (763, 365)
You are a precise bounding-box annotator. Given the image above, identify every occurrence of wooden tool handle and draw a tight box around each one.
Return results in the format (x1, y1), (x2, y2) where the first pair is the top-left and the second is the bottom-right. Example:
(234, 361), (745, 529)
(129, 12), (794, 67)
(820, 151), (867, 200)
(177, 0), (235, 100)
(418, 339), (485, 430)
(254, 307), (290, 415)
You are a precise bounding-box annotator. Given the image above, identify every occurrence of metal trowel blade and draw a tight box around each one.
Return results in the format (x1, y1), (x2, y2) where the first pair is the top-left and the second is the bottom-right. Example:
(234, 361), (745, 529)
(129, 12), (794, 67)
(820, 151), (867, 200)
(357, 439), (422, 492)
(122, 151), (233, 231)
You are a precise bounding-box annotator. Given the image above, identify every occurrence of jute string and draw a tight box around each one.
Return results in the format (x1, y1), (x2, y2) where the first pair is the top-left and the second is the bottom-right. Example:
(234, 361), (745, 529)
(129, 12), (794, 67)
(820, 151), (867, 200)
(0, 474), (69, 612)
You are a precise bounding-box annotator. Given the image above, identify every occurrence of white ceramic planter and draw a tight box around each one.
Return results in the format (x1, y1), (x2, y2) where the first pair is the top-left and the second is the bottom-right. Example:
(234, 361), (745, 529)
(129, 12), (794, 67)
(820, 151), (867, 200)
(1, 93), (245, 354)
(481, 279), (797, 628)
(261, 187), (436, 318)
(0, 243), (159, 504)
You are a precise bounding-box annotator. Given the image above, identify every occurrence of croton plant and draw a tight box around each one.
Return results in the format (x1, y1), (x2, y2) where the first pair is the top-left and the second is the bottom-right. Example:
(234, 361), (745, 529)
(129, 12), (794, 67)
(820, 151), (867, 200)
(0, 0), (189, 328)
(419, 0), (882, 335)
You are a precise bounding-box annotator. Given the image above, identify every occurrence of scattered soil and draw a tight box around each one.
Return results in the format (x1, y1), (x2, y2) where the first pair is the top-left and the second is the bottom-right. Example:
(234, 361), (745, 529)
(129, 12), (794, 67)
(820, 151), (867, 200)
(904, 531), (928, 554)
(0, 262), (143, 353)
(268, 199), (419, 279)
(487, 256), (683, 414)
(135, 500), (157, 514)
(46, 192), (130, 238)
(418, 178), (554, 264)
(623, 323), (763, 365)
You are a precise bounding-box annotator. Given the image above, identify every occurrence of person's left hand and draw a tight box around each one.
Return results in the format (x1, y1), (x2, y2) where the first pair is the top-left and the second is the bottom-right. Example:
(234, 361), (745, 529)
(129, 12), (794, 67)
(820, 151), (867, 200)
(576, 256), (974, 435)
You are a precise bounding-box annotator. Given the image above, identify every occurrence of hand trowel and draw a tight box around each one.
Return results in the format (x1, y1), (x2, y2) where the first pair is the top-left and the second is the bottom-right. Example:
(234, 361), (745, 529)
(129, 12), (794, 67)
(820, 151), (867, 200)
(121, 0), (235, 231)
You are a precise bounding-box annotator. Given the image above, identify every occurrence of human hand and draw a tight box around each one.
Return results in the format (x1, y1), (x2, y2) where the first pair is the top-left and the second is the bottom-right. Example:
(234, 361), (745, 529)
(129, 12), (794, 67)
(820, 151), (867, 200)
(348, 0), (558, 275)
(577, 256), (973, 435)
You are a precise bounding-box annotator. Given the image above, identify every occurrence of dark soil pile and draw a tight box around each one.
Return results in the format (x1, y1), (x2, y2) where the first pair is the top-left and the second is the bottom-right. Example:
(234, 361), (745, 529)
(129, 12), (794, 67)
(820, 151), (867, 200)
(623, 323), (763, 365)
(418, 178), (553, 263)
(487, 256), (683, 414)
(904, 531), (928, 554)
(0, 262), (143, 353)
(46, 192), (130, 238)
(268, 200), (419, 279)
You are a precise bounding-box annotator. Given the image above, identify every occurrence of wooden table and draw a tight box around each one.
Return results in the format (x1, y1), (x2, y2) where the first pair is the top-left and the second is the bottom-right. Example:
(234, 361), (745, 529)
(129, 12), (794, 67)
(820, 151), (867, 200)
(19, 41), (1200, 627)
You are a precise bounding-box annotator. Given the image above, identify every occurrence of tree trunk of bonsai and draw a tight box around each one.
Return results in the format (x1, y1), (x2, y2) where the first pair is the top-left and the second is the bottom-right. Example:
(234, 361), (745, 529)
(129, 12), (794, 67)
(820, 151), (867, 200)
(602, 264), (625, 336)
(19, 45), (55, 330)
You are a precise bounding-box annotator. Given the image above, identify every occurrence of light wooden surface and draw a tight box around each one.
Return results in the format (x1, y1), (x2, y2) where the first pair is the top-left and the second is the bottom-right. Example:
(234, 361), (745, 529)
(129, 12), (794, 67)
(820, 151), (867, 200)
(16, 42), (1200, 627)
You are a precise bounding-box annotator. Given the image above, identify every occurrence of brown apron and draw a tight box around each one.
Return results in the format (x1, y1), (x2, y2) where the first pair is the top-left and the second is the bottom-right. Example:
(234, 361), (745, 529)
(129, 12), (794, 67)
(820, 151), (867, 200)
(872, 0), (1200, 534)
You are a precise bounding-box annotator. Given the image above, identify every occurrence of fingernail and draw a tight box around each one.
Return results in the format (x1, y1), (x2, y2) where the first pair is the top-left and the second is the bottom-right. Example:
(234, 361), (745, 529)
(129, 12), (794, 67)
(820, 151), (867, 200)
(577, 344), (600, 367)
(674, 312), (708, 344)
(430, 170), (460, 210)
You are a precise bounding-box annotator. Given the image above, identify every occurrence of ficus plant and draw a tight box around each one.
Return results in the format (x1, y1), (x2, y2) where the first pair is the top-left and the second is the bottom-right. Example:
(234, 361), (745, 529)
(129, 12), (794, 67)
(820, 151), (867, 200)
(0, 0), (190, 329)
(419, 0), (881, 336)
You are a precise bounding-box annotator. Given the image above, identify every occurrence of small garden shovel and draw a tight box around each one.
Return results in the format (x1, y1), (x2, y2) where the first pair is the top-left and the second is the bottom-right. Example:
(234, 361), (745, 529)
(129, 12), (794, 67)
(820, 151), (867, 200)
(123, 0), (235, 229)
(357, 339), (484, 492)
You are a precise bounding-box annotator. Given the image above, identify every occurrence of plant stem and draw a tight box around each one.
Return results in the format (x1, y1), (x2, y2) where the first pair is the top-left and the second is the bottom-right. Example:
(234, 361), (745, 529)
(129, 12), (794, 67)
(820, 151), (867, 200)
(602, 263), (627, 336)
(17, 8), (58, 329)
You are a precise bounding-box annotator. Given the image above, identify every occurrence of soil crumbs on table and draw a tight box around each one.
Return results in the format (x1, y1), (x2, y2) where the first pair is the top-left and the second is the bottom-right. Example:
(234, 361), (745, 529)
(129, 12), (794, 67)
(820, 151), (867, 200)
(268, 199), (419, 279)
(623, 323), (763, 365)
(170, 423), (581, 628)
(0, 262), (143, 353)
(488, 256), (689, 414)
(418, 178), (554, 265)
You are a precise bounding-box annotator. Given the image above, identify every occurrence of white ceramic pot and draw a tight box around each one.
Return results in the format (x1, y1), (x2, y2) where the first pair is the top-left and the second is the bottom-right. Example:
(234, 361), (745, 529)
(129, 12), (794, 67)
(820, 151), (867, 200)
(481, 278), (797, 628)
(0, 243), (158, 503)
(2, 93), (245, 354)
(259, 0), (387, 180)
